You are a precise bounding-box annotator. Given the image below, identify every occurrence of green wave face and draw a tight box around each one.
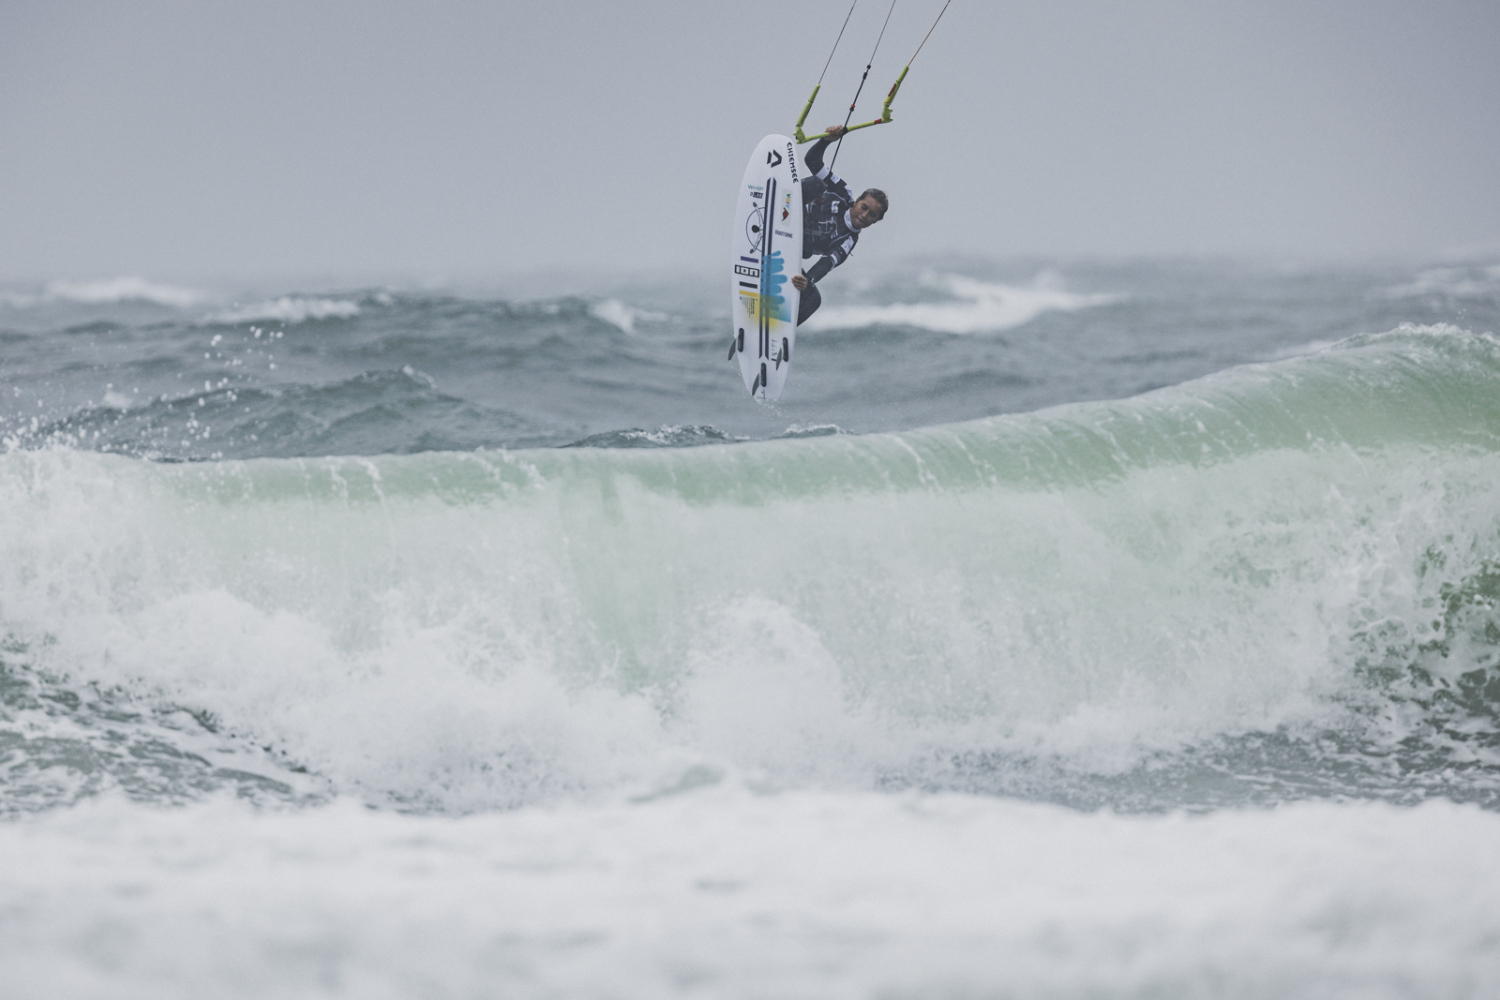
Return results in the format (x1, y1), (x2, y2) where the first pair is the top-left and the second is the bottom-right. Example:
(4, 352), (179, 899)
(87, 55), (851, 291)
(3, 326), (1499, 810)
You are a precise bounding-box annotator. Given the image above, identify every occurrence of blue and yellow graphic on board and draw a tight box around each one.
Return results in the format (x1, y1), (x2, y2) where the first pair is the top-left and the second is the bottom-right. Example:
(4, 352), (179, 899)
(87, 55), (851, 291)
(739, 250), (791, 327)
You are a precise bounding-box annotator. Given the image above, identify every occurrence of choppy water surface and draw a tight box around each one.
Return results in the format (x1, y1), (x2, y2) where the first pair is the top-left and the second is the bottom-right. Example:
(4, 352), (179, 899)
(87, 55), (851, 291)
(3, 258), (1500, 998)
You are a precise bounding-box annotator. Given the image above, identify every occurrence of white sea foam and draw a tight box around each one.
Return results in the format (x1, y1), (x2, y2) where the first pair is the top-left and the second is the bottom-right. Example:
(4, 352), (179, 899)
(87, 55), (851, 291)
(1386, 264), (1500, 299)
(0, 277), (203, 309)
(806, 270), (1116, 333)
(208, 297), (363, 324)
(0, 793), (1496, 999)
(588, 298), (666, 334)
(100, 389), (136, 410)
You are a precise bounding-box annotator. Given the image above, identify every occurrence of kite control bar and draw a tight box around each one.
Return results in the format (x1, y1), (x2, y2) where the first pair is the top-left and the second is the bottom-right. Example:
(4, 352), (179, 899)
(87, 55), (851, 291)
(792, 0), (949, 146)
(794, 66), (907, 144)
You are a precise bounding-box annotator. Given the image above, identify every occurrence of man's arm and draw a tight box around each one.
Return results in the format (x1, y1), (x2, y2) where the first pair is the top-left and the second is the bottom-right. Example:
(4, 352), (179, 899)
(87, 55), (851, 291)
(805, 256), (836, 284)
(801, 124), (847, 179)
(794, 233), (855, 289)
(802, 138), (832, 177)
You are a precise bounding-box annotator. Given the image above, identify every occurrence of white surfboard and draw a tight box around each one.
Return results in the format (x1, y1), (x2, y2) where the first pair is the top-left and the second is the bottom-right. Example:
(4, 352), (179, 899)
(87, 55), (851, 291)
(729, 134), (803, 401)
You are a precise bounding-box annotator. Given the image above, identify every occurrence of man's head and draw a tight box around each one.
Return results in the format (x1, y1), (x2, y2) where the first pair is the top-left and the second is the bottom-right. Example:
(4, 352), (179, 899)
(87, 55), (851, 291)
(850, 188), (888, 230)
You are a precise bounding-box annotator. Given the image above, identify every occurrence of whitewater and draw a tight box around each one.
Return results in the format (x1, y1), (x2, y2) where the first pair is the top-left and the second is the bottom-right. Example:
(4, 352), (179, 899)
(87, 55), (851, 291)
(3, 258), (1499, 998)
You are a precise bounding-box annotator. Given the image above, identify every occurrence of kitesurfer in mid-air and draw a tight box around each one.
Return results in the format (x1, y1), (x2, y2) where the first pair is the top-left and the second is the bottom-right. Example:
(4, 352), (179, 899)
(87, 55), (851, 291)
(792, 124), (888, 325)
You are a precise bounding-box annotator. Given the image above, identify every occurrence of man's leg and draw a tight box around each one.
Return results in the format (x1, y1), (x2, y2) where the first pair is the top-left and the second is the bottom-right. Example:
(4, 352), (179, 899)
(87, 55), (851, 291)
(797, 281), (822, 326)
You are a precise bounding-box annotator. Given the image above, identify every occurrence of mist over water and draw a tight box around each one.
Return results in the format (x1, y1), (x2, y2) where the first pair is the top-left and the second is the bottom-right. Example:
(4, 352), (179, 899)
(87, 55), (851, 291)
(4, 257), (1500, 998)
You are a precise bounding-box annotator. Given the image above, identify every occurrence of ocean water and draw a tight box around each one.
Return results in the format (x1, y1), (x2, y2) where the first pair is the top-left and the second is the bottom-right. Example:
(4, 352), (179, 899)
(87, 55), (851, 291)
(3, 257), (1500, 997)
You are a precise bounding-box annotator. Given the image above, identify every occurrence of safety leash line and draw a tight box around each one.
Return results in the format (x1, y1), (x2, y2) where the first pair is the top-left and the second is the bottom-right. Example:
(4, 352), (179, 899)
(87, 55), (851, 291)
(818, 0), (860, 88)
(906, 0), (951, 65)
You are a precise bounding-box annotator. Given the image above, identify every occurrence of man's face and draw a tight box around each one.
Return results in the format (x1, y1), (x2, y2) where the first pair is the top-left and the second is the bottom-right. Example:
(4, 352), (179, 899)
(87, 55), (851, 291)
(850, 196), (885, 230)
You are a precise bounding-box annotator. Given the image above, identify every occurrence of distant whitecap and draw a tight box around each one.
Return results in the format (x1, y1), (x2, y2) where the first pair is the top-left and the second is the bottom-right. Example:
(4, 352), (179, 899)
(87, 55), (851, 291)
(37, 277), (203, 309)
(805, 270), (1117, 334)
(209, 296), (363, 324)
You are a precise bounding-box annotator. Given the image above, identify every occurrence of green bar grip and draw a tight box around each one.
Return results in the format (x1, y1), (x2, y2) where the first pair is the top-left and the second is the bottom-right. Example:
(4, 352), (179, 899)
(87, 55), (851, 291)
(793, 84), (821, 143)
(799, 117), (884, 143)
(880, 65), (909, 123)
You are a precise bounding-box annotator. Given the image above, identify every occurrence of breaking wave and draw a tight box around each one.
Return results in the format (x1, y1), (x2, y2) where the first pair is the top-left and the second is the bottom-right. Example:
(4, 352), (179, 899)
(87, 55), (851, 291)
(2, 326), (1499, 813)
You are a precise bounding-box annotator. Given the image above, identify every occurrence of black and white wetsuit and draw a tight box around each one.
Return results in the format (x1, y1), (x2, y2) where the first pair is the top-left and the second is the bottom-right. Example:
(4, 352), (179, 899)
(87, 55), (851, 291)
(797, 137), (861, 324)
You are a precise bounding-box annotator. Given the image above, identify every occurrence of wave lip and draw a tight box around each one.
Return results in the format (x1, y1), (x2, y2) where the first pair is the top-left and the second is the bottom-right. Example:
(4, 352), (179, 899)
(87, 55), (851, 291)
(565, 424), (743, 449)
(806, 270), (1116, 334)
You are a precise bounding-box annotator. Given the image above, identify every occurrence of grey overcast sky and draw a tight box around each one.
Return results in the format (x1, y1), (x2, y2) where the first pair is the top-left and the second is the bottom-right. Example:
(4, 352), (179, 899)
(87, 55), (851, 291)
(2, 0), (1498, 283)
